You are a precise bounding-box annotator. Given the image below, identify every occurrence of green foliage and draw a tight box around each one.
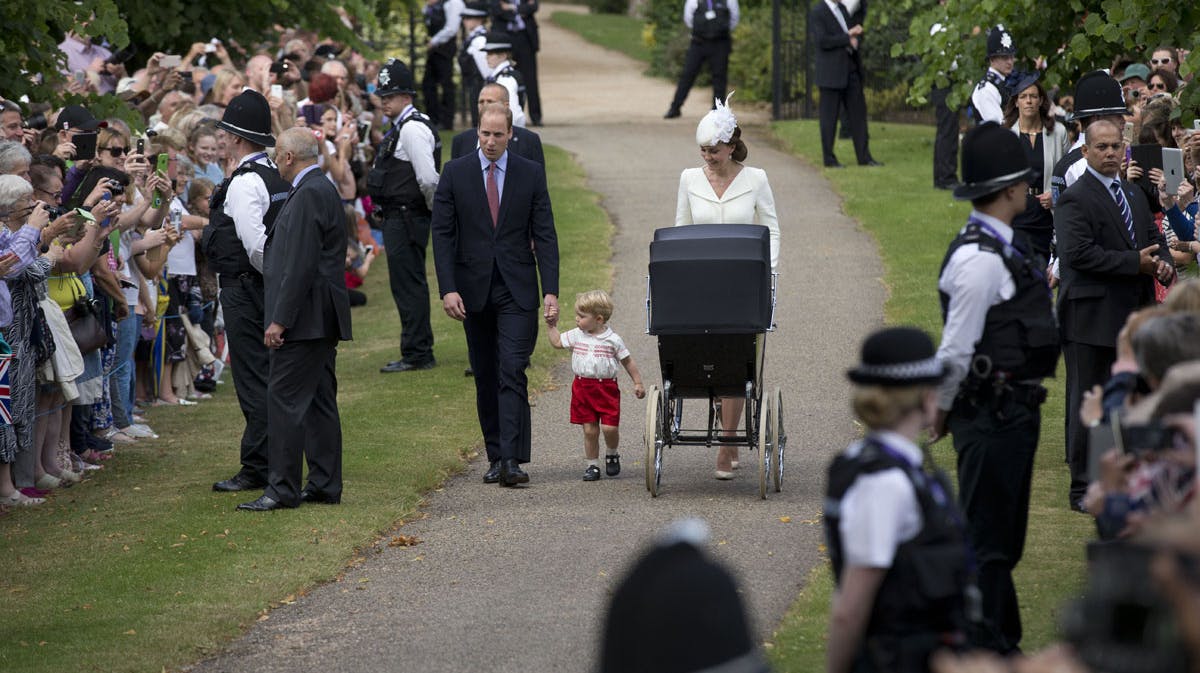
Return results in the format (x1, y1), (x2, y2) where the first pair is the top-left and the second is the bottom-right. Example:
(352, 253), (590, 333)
(726, 6), (775, 102)
(892, 0), (1200, 120)
(587, 0), (631, 15)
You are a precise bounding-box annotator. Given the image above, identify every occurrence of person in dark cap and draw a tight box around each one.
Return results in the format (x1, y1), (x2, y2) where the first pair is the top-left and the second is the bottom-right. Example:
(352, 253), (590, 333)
(205, 89), (294, 497)
(826, 326), (972, 672)
(969, 25), (1017, 124)
(481, 31), (527, 128)
(422, 0), (464, 130)
(601, 519), (769, 673)
(1054, 117), (1173, 514)
(369, 58), (441, 373)
(931, 122), (1060, 653)
(52, 103), (106, 163)
(457, 2), (491, 128)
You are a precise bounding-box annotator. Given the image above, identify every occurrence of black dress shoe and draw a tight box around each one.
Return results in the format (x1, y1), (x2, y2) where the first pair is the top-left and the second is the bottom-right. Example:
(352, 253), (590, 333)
(300, 489), (341, 504)
(935, 180), (962, 190)
(380, 359), (437, 373)
(824, 161), (845, 168)
(498, 458), (529, 487)
(664, 108), (681, 119)
(236, 495), (295, 511)
(464, 367), (474, 377)
(859, 159), (884, 167)
(213, 474), (267, 492)
(482, 460), (501, 484)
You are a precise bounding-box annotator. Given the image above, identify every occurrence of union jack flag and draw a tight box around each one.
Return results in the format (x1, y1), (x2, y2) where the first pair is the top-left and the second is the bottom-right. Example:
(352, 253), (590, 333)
(0, 354), (13, 425)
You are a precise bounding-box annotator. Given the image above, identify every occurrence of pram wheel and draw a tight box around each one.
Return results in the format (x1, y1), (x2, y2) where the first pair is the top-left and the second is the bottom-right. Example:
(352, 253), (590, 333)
(644, 386), (664, 497)
(773, 387), (786, 493)
(758, 392), (773, 500)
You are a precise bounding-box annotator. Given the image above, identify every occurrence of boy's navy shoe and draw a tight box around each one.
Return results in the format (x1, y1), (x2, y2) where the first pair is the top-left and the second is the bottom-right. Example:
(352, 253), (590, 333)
(605, 454), (621, 477)
(583, 465), (601, 481)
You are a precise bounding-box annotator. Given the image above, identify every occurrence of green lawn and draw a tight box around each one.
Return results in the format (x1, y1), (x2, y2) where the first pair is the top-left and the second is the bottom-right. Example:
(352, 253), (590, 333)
(0, 142), (611, 673)
(764, 121), (1093, 670)
(551, 11), (653, 66)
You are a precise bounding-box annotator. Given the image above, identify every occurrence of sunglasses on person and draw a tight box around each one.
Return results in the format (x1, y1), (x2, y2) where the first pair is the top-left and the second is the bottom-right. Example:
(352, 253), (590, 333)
(1151, 57), (1173, 65)
(101, 146), (127, 157)
(1148, 82), (1169, 91)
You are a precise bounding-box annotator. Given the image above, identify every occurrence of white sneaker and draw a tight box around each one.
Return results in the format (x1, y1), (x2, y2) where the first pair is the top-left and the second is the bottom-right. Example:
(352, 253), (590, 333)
(122, 424), (158, 439)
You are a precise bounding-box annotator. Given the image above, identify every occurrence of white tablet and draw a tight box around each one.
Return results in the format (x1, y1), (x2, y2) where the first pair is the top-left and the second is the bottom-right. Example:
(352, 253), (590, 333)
(1163, 147), (1185, 195)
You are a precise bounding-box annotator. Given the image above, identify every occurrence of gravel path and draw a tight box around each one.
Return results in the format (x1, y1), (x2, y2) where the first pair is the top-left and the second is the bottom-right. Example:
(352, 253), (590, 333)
(190, 8), (884, 672)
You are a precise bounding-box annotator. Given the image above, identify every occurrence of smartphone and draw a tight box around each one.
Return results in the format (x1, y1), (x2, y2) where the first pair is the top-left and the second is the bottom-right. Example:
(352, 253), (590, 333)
(357, 122), (370, 143)
(1194, 120), (1200, 131)
(73, 70), (86, 85)
(136, 137), (145, 157)
(363, 244), (374, 256)
(312, 129), (324, 141)
(152, 153), (169, 208)
(72, 131), (98, 161)
(270, 84), (283, 100)
(204, 43), (217, 54)
(159, 54), (182, 69)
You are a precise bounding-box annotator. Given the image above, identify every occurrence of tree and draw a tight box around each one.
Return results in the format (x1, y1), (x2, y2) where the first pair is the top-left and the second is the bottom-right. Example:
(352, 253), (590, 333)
(888, 0), (1200, 121)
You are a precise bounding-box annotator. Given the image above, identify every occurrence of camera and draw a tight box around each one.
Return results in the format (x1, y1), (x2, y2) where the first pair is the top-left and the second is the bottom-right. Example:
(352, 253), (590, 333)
(45, 205), (66, 220)
(22, 112), (47, 131)
(1118, 420), (1184, 455)
(106, 179), (125, 196)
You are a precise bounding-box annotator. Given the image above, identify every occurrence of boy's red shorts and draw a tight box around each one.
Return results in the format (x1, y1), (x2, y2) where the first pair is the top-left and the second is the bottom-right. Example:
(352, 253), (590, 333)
(570, 376), (621, 426)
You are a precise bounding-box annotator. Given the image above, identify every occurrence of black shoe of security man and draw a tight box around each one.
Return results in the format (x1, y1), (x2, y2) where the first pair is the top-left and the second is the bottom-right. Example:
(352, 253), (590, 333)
(380, 358), (437, 373)
(300, 489), (341, 505)
(213, 474), (267, 492)
(664, 107), (682, 119)
(498, 458), (529, 487)
(483, 460), (501, 484)
(236, 495), (296, 512)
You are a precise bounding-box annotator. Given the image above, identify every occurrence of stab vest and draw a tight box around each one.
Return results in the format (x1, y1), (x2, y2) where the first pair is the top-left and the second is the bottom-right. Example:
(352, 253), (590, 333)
(203, 161), (291, 278)
(966, 70), (1009, 124)
(366, 112), (442, 215)
(1050, 146), (1084, 205)
(459, 28), (487, 87)
(424, 1), (457, 57)
(824, 438), (969, 639)
(692, 0), (732, 41)
(938, 223), (1061, 382)
(487, 65), (526, 109)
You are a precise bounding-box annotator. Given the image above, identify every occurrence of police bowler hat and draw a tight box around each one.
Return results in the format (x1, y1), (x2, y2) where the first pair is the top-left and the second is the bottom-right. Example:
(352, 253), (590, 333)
(462, 1), (489, 17)
(376, 58), (417, 97)
(217, 89), (275, 147)
(953, 122), (1034, 201)
(481, 31), (514, 52)
(847, 327), (946, 387)
(987, 25), (1016, 58)
(1069, 70), (1128, 121)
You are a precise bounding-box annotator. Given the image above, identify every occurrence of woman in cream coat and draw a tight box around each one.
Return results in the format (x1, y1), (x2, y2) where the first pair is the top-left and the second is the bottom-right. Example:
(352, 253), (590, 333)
(674, 95), (781, 479)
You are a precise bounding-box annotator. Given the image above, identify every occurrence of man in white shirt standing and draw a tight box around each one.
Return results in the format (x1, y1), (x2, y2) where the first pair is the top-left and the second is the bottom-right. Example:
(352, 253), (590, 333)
(423, 0), (465, 131)
(664, 0), (739, 119)
(931, 122), (1060, 655)
(206, 90), (294, 494)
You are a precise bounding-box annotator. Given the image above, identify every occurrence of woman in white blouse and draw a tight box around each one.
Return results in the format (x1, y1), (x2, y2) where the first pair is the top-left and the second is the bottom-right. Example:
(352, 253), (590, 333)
(674, 95), (781, 479)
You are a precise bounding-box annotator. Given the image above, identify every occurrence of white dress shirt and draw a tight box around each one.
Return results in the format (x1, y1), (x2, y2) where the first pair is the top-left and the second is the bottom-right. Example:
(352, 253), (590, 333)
(935, 210), (1017, 410)
(682, 0), (740, 30)
(222, 152), (275, 272)
(464, 26), (490, 79)
(429, 0), (465, 47)
(674, 166), (781, 270)
(971, 68), (1006, 124)
(391, 104), (441, 211)
(838, 430), (924, 569)
(824, 0), (850, 33)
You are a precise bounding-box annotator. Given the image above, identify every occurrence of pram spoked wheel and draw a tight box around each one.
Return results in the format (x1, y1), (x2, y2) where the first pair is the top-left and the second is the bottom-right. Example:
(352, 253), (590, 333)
(757, 390), (772, 500)
(772, 387), (786, 492)
(644, 385), (664, 497)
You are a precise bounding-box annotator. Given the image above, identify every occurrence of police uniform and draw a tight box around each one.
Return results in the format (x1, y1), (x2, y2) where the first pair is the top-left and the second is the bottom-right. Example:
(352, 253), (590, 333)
(490, 0), (541, 126)
(664, 0), (739, 119)
(968, 26), (1015, 125)
(825, 327), (972, 672)
(205, 91), (292, 493)
(937, 123), (1060, 654)
(458, 3), (491, 128)
(480, 31), (527, 128)
(422, 0), (464, 130)
(370, 59), (443, 373)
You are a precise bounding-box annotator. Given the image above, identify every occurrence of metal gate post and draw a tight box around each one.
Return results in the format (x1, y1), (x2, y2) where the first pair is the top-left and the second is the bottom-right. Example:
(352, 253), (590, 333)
(771, 0), (782, 120)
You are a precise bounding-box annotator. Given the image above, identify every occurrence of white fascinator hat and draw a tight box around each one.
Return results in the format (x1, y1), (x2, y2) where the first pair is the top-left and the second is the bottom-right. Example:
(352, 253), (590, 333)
(695, 92), (738, 147)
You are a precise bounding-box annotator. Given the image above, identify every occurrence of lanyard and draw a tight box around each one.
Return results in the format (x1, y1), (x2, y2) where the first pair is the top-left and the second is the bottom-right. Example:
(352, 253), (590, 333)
(968, 216), (1049, 289)
(243, 152), (268, 166)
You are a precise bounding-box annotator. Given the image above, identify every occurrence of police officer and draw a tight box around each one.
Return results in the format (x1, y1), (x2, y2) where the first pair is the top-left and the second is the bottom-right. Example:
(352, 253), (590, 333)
(480, 32), (526, 128)
(206, 90), (293, 493)
(423, 0), (464, 130)
(664, 0), (739, 119)
(932, 122), (1060, 654)
(490, 0), (541, 126)
(370, 59), (442, 373)
(458, 2), (491, 128)
(969, 25), (1016, 125)
(826, 326), (972, 673)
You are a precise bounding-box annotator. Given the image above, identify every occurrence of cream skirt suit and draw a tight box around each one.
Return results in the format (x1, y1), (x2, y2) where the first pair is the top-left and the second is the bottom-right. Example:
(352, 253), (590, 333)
(674, 166), (781, 270)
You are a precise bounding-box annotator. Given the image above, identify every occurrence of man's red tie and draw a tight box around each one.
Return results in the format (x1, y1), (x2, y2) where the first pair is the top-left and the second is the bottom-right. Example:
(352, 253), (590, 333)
(487, 162), (500, 228)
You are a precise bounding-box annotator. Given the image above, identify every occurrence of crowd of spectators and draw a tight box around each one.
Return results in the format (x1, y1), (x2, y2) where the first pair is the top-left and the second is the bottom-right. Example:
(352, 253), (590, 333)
(0, 27), (390, 508)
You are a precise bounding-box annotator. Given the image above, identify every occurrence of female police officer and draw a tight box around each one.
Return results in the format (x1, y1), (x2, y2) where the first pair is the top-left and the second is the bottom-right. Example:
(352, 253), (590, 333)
(825, 326), (974, 673)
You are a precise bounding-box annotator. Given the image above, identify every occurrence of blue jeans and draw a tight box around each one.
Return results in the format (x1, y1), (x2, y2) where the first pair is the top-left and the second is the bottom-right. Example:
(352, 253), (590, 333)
(110, 308), (140, 429)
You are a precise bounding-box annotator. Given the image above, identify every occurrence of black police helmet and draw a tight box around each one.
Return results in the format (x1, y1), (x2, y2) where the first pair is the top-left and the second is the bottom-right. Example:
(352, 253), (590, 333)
(376, 58), (417, 97)
(1068, 70), (1129, 121)
(987, 25), (1016, 58)
(217, 89), (275, 147)
(953, 122), (1035, 201)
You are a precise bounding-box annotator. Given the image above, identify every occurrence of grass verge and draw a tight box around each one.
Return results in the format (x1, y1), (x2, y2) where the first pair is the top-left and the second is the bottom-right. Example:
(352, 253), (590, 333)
(0, 141), (611, 673)
(551, 11), (653, 65)
(763, 121), (1092, 670)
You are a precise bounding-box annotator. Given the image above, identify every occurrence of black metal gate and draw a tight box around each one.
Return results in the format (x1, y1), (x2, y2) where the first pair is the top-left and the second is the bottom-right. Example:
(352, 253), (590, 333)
(770, 0), (812, 120)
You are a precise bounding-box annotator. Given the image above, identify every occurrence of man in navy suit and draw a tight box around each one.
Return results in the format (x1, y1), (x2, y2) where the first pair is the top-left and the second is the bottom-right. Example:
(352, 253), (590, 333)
(810, 0), (878, 167)
(432, 102), (559, 487)
(450, 83), (544, 165)
(239, 128), (353, 511)
(1054, 118), (1173, 511)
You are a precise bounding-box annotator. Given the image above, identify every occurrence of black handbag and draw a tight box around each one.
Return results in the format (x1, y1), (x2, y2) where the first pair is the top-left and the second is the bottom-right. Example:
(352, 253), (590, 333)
(62, 281), (107, 355)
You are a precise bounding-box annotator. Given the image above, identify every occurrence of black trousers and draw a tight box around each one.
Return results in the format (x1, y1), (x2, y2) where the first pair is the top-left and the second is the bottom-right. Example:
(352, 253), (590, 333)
(511, 30), (541, 124)
(949, 394), (1040, 655)
(463, 268), (537, 463)
(422, 48), (456, 129)
(264, 337), (342, 506)
(819, 67), (871, 165)
(382, 212), (435, 365)
(669, 37), (731, 112)
(931, 86), (960, 186)
(219, 278), (270, 484)
(1063, 341), (1116, 503)
(463, 75), (484, 128)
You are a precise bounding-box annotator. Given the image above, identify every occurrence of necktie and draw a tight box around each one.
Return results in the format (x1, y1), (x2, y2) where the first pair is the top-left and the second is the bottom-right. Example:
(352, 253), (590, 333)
(831, 1), (849, 33)
(1111, 181), (1135, 244)
(487, 162), (500, 228)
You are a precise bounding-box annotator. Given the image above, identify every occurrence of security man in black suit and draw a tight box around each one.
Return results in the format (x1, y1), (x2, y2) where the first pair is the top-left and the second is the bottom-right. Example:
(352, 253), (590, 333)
(932, 123), (1060, 653)
(810, 0), (878, 167)
(239, 128), (353, 511)
(205, 90), (292, 495)
(432, 102), (558, 487)
(450, 82), (544, 165)
(1054, 117), (1174, 512)
(491, 0), (542, 126)
(664, 0), (739, 119)
(422, 0), (464, 130)
(458, 2), (491, 128)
